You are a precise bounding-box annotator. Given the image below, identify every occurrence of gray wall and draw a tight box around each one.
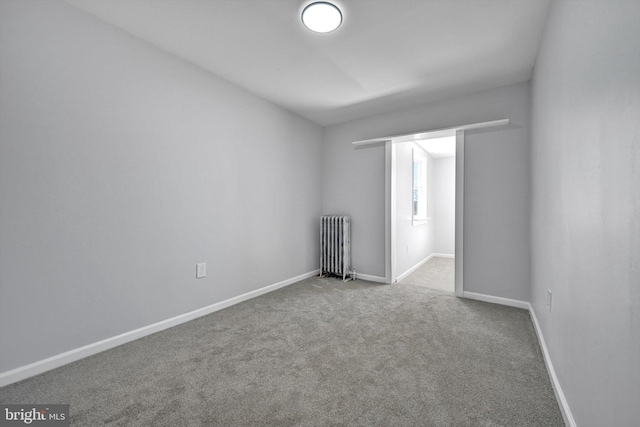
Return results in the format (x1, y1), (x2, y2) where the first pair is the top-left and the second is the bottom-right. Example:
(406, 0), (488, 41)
(434, 156), (455, 256)
(323, 82), (531, 300)
(395, 144), (435, 277)
(530, 1), (640, 425)
(0, 0), (323, 373)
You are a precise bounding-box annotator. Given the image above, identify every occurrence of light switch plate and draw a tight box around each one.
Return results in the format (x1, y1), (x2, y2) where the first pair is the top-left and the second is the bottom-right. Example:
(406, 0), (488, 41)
(196, 263), (206, 279)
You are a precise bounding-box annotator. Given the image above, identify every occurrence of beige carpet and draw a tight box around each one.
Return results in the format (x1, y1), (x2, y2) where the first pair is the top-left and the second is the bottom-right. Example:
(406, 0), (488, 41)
(400, 256), (455, 293)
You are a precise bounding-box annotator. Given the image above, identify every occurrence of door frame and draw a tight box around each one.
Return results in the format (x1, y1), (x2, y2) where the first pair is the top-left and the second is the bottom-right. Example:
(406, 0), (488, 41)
(353, 118), (508, 297)
(385, 130), (464, 297)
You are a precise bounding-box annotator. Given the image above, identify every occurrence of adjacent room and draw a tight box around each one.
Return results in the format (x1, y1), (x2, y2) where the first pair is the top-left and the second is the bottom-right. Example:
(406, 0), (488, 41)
(396, 136), (457, 293)
(1, 1), (638, 426)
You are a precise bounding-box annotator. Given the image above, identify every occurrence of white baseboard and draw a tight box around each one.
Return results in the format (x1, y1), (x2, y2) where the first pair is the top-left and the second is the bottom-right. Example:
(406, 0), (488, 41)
(355, 273), (386, 283)
(396, 254), (435, 282)
(432, 253), (455, 259)
(462, 291), (529, 310)
(396, 253), (456, 283)
(460, 291), (575, 426)
(528, 304), (576, 427)
(0, 269), (320, 388)
(0, 271), (576, 427)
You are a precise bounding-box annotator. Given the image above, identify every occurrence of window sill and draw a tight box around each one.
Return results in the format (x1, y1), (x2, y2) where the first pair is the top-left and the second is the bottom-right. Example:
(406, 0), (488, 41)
(412, 218), (431, 226)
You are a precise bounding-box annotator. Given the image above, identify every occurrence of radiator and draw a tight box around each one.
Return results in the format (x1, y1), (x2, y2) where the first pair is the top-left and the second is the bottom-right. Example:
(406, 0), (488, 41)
(320, 215), (352, 281)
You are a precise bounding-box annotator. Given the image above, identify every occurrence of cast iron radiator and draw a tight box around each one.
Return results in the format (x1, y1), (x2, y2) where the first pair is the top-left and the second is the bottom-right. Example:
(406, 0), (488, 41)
(320, 215), (352, 281)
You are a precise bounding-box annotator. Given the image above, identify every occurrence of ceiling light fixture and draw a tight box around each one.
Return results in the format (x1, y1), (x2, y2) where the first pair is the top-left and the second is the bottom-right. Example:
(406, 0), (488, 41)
(302, 2), (342, 33)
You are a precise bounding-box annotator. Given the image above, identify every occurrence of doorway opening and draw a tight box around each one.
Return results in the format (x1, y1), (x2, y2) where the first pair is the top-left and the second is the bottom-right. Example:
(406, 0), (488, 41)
(395, 135), (456, 293)
(353, 118), (508, 297)
(385, 130), (465, 297)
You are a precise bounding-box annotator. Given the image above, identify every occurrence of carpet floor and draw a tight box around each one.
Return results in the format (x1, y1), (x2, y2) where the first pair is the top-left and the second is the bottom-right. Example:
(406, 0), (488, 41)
(0, 276), (564, 426)
(400, 257), (455, 293)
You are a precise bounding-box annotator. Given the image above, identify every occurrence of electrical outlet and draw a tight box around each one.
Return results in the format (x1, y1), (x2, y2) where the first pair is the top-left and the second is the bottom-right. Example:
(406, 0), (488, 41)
(547, 289), (552, 312)
(196, 263), (206, 279)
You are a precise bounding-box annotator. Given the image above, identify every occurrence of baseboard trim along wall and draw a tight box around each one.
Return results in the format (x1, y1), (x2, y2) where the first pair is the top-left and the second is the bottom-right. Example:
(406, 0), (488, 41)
(396, 253), (455, 283)
(462, 291), (529, 310)
(355, 273), (386, 283)
(396, 254), (434, 282)
(432, 253), (455, 259)
(528, 304), (577, 427)
(1, 273), (576, 427)
(0, 269), (320, 388)
(460, 291), (575, 426)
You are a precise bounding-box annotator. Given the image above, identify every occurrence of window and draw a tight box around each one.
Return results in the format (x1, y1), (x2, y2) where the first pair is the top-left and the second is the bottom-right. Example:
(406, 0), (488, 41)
(412, 148), (428, 224)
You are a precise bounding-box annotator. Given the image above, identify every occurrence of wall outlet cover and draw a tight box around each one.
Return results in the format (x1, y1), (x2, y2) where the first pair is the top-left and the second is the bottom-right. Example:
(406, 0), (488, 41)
(196, 263), (206, 279)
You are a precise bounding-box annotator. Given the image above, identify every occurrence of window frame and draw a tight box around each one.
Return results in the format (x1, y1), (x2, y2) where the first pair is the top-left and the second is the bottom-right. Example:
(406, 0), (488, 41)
(412, 147), (428, 225)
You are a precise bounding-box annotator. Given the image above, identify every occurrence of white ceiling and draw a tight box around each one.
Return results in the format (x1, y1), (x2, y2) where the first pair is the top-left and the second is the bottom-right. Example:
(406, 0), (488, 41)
(65, 0), (550, 126)
(416, 136), (456, 158)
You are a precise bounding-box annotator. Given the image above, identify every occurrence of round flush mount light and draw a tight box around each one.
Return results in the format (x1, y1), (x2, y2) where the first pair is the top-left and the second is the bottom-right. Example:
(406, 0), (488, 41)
(302, 2), (343, 33)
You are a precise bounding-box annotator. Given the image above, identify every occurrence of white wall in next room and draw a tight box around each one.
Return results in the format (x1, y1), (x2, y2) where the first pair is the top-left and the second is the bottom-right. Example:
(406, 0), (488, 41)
(434, 156), (455, 256)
